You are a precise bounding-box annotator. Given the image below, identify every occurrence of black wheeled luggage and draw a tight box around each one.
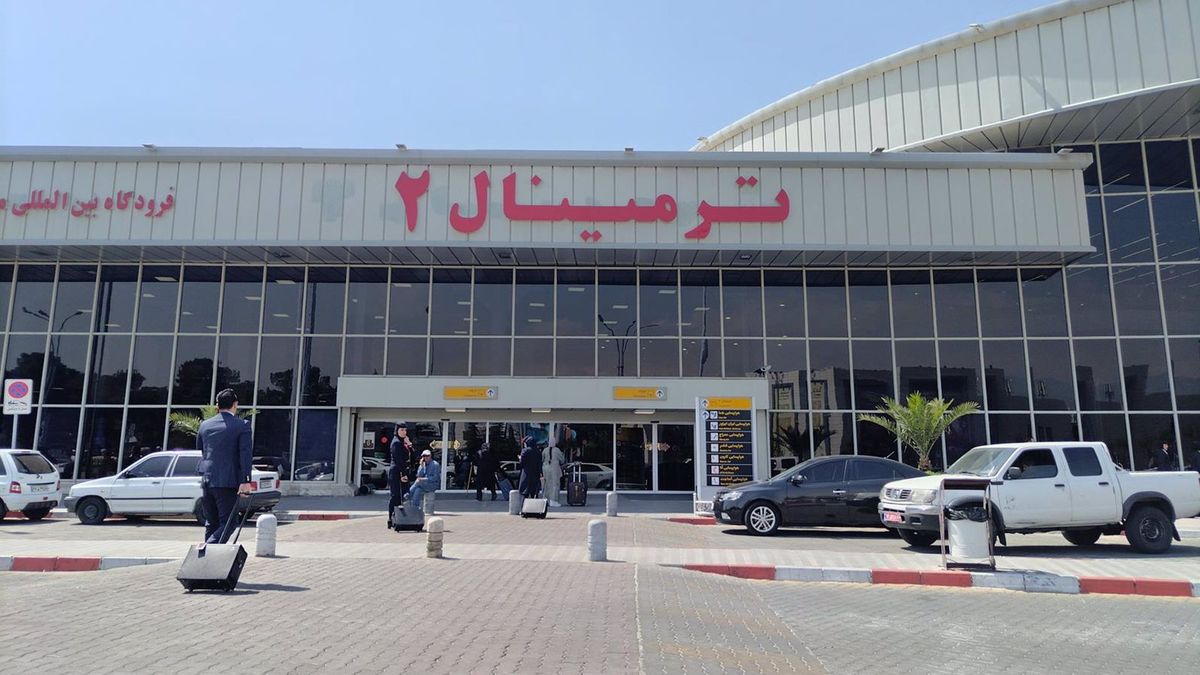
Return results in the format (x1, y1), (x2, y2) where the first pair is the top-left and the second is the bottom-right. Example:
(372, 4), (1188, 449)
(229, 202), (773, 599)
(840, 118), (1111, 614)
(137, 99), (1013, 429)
(566, 465), (588, 507)
(177, 497), (250, 592)
(392, 503), (425, 532)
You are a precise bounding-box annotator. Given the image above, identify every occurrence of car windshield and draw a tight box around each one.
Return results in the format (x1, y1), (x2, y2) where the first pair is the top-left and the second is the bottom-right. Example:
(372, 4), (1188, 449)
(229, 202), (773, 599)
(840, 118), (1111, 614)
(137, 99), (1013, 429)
(13, 453), (55, 474)
(946, 447), (1017, 476)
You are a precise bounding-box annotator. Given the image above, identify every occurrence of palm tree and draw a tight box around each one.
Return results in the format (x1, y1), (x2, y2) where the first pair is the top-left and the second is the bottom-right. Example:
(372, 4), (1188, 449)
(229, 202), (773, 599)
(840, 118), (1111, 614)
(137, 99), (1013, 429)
(857, 393), (979, 472)
(169, 405), (258, 438)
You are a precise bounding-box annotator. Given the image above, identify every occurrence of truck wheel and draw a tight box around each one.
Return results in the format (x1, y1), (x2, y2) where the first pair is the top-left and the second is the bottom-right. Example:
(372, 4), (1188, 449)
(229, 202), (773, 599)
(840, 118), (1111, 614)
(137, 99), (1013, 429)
(743, 502), (781, 536)
(897, 529), (937, 548)
(21, 506), (52, 521)
(1063, 528), (1102, 546)
(1125, 505), (1172, 553)
(76, 497), (108, 525)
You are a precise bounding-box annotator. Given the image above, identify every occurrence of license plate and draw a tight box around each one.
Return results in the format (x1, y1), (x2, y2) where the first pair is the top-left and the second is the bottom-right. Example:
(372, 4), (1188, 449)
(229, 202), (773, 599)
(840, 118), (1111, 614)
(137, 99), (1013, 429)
(31, 484), (51, 494)
(259, 479), (272, 490)
(882, 511), (902, 523)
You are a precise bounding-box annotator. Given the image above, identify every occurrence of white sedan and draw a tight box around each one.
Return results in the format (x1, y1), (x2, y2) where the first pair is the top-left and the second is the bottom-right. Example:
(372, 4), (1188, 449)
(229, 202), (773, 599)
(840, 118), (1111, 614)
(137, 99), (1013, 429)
(65, 451), (281, 524)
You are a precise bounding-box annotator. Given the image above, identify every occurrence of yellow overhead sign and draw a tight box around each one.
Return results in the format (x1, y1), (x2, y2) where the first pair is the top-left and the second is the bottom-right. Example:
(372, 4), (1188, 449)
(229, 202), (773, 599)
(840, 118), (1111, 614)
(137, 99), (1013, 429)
(443, 386), (497, 400)
(701, 396), (752, 410)
(613, 386), (666, 401)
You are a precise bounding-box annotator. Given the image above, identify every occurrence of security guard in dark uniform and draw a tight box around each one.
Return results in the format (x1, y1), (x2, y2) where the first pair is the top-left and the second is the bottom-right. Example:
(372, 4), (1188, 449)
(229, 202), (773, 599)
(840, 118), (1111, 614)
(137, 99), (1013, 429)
(387, 422), (415, 528)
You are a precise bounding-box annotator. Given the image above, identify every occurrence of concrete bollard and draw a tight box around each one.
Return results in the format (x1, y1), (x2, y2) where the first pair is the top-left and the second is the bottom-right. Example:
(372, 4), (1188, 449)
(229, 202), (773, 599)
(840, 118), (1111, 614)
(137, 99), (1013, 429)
(423, 492), (436, 516)
(605, 491), (618, 517)
(508, 490), (522, 515)
(255, 513), (277, 557)
(588, 519), (607, 561)
(426, 517), (444, 558)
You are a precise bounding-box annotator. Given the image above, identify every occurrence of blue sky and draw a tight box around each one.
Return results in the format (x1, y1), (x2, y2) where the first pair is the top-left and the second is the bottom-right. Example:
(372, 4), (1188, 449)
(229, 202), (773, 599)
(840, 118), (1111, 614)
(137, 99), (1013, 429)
(1, 1), (1050, 150)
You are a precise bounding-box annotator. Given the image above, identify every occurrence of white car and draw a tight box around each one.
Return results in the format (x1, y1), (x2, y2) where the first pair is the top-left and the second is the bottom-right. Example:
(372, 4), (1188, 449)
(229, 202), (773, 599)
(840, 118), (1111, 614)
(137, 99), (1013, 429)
(0, 449), (61, 520)
(360, 456), (391, 488)
(564, 462), (615, 490)
(65, 451), (281, 525)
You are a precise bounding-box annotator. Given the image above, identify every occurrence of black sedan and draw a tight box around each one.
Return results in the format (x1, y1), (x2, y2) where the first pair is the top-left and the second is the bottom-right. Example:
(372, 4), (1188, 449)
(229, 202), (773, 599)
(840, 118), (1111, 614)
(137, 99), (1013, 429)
(712, 455), (925, 535)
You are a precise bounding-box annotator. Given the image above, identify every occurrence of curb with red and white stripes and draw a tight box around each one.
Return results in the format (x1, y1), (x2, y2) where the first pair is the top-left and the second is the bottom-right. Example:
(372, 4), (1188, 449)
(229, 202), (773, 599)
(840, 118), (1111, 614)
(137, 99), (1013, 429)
(676, 563), (1200, 598)
(0, 555), (176, 572)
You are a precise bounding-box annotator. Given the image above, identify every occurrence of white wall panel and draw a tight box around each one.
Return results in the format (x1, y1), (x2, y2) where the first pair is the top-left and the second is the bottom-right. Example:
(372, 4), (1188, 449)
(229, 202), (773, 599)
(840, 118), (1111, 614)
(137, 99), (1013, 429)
(1135, 0), (1171, 87)
(257, 163), (283, 241)
(1062, 12), (1095, 103)
(918, 57), (942, 140)
(883, 70), (905, 148)
(1039, 22), (1069, 109)
(341, 164), (365, 243)
(1162, 0), (1198, 81)
(976, 40), (1003, 126)
(906, 169), (932, 246)
(900, 64), (923, 145)
(936, 53), (962, 133)
(1016, 26), (1047, 114)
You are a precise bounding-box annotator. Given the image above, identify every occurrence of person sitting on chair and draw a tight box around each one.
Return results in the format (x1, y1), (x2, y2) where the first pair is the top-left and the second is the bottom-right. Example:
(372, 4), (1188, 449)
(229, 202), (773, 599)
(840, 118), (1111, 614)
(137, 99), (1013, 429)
(407, 449), (440, 513)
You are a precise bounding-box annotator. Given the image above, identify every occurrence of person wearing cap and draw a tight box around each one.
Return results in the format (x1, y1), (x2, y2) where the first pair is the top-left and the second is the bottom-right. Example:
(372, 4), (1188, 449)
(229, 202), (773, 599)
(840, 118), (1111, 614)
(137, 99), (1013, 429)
(407, 448), (441, 514)
(387, 422), (414, 528)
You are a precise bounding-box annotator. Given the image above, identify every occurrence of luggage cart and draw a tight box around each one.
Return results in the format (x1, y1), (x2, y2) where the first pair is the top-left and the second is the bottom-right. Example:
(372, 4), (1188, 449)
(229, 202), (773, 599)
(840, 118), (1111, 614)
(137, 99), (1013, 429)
(938, 477), (995, 571)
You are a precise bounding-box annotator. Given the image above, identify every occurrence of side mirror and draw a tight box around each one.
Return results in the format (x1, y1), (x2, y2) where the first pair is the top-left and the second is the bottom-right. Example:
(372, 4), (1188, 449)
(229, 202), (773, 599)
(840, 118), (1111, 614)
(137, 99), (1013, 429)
(1006, 466), (1022, 480)
(790, 474), (806, 485)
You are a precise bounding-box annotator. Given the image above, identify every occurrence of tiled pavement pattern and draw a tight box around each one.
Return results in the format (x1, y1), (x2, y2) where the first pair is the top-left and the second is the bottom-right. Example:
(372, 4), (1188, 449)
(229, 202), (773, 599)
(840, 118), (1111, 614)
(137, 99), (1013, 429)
(765, 582), (1200, 675)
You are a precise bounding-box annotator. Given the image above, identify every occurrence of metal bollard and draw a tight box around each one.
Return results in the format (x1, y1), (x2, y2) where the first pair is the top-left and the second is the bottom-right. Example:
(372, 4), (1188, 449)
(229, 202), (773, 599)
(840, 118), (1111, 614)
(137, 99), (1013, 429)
(423, 492), (436, 516)
(588, 519), (607, 562)
(255, 513), (277, 557)
(426, 517), (444, 558)
(508, 490), (522, 515)
(605, 491), (618, 517)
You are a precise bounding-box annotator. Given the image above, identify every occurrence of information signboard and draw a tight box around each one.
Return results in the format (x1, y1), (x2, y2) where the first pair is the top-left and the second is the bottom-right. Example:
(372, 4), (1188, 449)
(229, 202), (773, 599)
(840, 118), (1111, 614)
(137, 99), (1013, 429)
(694, 396), (755, 514)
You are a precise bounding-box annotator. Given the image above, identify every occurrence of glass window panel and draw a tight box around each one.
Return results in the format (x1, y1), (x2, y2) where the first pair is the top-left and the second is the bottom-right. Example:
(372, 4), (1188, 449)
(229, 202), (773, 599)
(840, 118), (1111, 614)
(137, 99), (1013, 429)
(983, 340), (1029, 410)
(615, 423), (651, 491)
(680, 270), (720, 337)
(293, 409), (337, 481)
(639, 339), (680, 378)
(1145, 139), (1193, 191)
(933, 270), (978, 337)
(1066, 267), (1114, 337)
(304, 267), (346, 334)
(10, 265), (55, 331)
(809, 341), (852, 410)
(216, 335), (258, 404)
(300, 337), (341, 405)
(178, 266), (221, 333)
(890, 270), (933, 338)
(1028, 339), (1074, 411)
(557, 269), (595, 336)
(1034, 414), (1079, 442)
(944, 413), (986, 469)
(1105, 195), (1154, 263)
(1175, 415), (1200, 471)
(79, 408), (122, 479)
(1159, 264), (1200, 335)
(848, 271), (889, 338)
(0, 265), (12, 332)
(770, 412), (810, 474)
(558, 423), (613, 484)
(262, 267), (304, 334)
(723, 338), (764, 377)
(471, 337), (511, 376)
(37, 407), (80, 479)
(53, 265), (97, 333)
(1129, 414), (1175, 470)
(639, 270), (679, 337)
(556, 338), (595, 376)
(87, 334), (131, 404)
(598, 270), (638, 337)
(657, 423), (695, 491)
(252, 409), (294, 478)
(167, 408), (200, 451)
(428, 337), (468, 376)
(256, 336), (299, 405)
(345, 267), (388, 335)
(811, 412), (854, 456)
(129, 335), (173, 404)
(220, 267), (264, 333)
(513, 338), (553, 376)
(1081, 197), (1108, 264)
(852, 340), (893, 409)
(721, 270), (762, 337)
(1122, 338), (1172, 410)
(989, 413), (1032, 444)
(806, 270), (848, 338)
(1080, 414), (1131, 467)
(681, 338), (720, 377)
(388, 268), (430, 336)
(1021, 268), (1067, 337)
(122, 408), (166, 468)
(471, 269), (512, 336)
(857, 418), (898, 459)
(1099, 141), (1146, 193)
(766, 340), (807, 409)
(1151, 193), (1200, 262)
(598, 338), (636, 377)
(895, 340), (937, 400)
(172, 335), (215, 405)
(763, 271), (804, 338)
(1171, 337), (1200, 410)
(1111, 265), (1163, 336)
(386, 337), (427, 376)
(0, 407), (37, 458)
(1061, 144), (1100, 194)
(1073, 339), (1124, 411)
(4, 334), (46, 403)
(976, 269), (1022, 337)
(343, 337), (385, 376)
(93, 266), (138, 332)
(514, 270), (553, 336)
(43, 334), (88, 404)
(136, 265), (180, 333)
(938, 340), (982, 405)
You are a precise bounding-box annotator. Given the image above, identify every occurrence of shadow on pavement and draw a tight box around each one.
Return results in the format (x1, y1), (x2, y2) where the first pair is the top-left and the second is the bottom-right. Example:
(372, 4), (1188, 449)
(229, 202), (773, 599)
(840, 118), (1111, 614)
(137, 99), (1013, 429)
(717, 527), (898, 540)
(994, 541), (1200, 560)
(234, 583), (309, 593)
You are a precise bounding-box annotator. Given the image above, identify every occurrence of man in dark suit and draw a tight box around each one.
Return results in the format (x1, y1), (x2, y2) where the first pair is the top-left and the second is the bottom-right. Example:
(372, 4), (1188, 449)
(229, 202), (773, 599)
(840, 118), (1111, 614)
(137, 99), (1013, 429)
(196, 388), (253, 544)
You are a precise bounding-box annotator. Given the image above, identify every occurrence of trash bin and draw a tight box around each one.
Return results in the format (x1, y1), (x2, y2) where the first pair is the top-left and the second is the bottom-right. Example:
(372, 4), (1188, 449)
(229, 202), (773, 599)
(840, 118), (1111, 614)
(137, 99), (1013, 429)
(945, 505), (990, 559)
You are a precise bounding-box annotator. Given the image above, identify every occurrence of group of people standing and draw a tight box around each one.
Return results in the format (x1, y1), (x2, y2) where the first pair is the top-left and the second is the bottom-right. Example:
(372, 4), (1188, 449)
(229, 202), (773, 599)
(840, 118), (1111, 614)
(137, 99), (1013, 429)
(516, 436), (566, 506)
(386, 422), (440, 528)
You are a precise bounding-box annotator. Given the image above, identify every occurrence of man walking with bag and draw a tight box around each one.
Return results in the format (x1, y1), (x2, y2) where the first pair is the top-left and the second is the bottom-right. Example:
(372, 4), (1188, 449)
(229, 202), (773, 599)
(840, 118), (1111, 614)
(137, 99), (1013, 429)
(196, 388), (253, 544)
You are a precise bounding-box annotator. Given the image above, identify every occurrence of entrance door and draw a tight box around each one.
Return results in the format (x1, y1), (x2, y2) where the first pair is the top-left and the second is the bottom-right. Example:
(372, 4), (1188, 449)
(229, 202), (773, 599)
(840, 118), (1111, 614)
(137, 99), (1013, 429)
(616, 424), (651, 491)
(656, 423), (694, 491)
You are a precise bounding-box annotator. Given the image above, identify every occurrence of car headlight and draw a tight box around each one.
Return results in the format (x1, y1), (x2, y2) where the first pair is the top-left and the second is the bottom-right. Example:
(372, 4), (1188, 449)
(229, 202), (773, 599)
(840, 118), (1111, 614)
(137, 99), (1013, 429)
(911, 489), (937, 504)
(723, 491), (743, 502)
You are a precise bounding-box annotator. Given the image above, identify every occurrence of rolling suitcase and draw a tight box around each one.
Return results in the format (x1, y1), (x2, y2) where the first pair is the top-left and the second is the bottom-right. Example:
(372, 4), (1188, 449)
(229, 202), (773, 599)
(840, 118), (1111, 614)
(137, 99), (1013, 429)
(566, 465), (588, 507)
(391, 502), (425, 532)
(177, 497), (251, 592)
(520, 496), (549, 519)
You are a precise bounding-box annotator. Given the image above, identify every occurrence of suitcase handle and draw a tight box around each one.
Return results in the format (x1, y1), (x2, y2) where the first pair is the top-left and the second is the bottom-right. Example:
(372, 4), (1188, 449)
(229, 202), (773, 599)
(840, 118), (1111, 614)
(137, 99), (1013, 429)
(224, 495), (254, 545)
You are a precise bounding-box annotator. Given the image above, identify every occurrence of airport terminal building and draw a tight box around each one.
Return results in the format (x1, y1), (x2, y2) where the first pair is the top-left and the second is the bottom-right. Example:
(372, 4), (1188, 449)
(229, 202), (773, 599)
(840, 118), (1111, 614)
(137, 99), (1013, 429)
(3, 0), (1200, 494)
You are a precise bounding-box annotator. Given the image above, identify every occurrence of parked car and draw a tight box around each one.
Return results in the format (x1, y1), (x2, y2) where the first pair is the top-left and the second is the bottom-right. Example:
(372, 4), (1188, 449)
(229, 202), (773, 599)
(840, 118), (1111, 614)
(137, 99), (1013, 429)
(713, 455), (924, 535)
(360, 456), (391, 488)
(65, 450), (281, 525)
(879, 442), (1200, 553)
(0, 449), (61, 520)
(563, 462), (615, 490)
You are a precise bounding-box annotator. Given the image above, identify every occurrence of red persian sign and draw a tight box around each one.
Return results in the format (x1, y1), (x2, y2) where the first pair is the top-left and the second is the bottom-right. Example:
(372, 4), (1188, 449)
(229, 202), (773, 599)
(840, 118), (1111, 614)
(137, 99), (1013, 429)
(0, 189), (175, 218)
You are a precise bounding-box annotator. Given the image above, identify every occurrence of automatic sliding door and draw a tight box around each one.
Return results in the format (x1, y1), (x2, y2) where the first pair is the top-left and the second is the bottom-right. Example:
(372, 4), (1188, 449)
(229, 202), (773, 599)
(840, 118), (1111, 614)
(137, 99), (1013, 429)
(656, 423), (694, 491)
(616, 424), (651, 490)
(559, 423), (614, 492)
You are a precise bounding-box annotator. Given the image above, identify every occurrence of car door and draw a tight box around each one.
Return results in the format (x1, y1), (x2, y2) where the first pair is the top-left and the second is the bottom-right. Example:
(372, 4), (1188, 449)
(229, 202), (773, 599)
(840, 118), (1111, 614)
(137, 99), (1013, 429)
(162, 454), (203, 515)
(842, 459), (899, 526)
(1062, 445), (1120, 525)
(109, 455), (174, 514)
(994, 448), (1071, 527)
(782, 458), (846, 525)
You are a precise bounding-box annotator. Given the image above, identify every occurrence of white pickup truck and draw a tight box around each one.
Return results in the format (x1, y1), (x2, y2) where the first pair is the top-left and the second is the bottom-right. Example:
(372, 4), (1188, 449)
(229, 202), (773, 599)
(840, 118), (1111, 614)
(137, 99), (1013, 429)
(878, 442), (1200, 553)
